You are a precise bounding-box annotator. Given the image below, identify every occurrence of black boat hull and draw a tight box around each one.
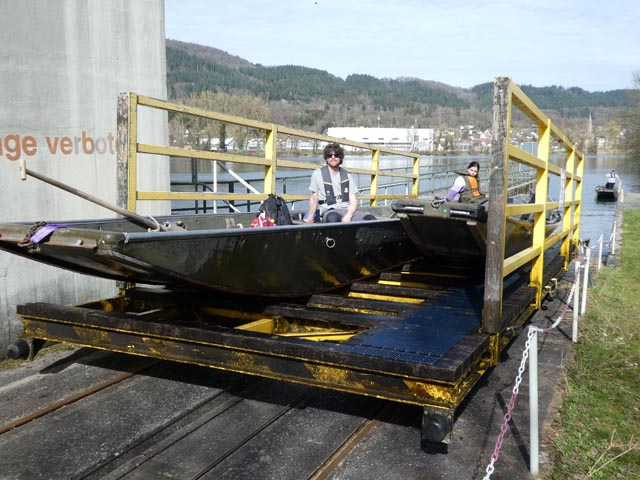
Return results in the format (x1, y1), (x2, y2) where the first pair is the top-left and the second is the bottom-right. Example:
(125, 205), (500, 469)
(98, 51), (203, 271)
(0, 211), (421, 297)
(393, 199), (560, 274)
(595, 186), (618, 201)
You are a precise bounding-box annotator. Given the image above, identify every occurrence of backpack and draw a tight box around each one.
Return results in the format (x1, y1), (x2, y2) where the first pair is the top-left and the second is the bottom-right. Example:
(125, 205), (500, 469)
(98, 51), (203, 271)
(250, 211), (275, 228)
(258, 194), (293, 226)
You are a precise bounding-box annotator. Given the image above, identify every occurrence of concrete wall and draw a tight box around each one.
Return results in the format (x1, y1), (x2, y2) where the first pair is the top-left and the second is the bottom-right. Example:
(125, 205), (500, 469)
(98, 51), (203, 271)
(0, 0), (169, 356)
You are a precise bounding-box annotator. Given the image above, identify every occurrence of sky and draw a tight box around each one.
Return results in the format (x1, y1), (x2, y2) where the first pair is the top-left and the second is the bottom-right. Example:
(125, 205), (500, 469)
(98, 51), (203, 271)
(165, 0), (639, 92)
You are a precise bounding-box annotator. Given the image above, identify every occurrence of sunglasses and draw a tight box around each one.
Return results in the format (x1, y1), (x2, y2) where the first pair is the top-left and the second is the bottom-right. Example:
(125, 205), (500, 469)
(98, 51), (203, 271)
(326, 153), (341, 159)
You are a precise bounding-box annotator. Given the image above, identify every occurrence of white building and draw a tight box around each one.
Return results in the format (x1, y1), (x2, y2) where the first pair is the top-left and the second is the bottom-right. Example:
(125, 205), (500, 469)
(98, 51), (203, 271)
(326, 127), (435, 152)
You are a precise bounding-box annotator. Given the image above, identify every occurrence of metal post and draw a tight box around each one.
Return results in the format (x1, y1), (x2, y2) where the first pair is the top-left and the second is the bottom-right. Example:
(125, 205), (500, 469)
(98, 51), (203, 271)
(597, 234), (603, 271)
(610, 221), (617, 255)
(581, 247), (590, 315)
(573, 261), (580, 343)
(213, 160), (218, 214)
(529, 326), (539, 476)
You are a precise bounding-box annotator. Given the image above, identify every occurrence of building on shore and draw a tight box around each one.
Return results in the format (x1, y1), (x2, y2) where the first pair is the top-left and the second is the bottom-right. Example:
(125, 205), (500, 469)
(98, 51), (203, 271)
(326, 127), (435, 152)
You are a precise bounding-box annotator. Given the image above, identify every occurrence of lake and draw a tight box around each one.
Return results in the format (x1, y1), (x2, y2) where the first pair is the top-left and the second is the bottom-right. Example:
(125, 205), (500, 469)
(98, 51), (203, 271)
(578, 156), (638, 247)
(170, 154), (639, 250)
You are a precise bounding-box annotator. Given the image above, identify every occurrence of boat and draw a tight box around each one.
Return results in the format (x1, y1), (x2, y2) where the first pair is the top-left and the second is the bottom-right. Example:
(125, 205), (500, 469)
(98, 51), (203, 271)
(391, 196), (562, 275)
(0, 208), (423, 297)
(595, 185), (618, 201)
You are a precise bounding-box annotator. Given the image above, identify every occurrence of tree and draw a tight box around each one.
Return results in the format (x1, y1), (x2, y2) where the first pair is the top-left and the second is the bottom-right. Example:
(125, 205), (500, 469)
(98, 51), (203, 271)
(218, 124), (227, 151)
(620, 72), (640, 162)
(169, 91), (270, 150)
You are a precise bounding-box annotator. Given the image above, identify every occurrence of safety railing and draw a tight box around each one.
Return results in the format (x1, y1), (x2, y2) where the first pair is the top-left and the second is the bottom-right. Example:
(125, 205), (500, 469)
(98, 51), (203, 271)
(483, 77), (584, 336)
(116, 93), (420, 214)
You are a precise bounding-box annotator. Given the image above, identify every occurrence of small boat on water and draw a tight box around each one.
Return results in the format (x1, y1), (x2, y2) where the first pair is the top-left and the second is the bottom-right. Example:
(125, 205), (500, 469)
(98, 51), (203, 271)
(392, 196), (562, 274)
(595, 185), (618, 201)
(0, 208), (422, 297)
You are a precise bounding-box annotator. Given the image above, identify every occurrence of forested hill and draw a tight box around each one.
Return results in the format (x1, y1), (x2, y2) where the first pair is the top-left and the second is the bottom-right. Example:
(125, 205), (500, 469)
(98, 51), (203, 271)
(470, 83), (630, 111)
(167, 39), (469, 109)
(166, 38), (630, 133)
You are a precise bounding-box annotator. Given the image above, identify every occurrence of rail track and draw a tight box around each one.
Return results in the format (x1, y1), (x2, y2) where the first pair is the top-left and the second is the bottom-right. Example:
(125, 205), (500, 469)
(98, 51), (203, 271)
(0, 347), (401, 480)
(0, 271), (574, 479)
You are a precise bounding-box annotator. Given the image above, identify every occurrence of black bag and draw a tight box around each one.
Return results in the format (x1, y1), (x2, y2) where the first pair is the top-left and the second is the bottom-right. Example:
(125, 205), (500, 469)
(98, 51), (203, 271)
(259, 194), (293, 226)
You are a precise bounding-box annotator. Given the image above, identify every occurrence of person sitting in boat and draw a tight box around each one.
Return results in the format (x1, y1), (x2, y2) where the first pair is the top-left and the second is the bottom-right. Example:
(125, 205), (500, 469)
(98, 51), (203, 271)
(605, 170), (620, 189)
(446, 161), (487, 204)
(303, 142), (376, 223)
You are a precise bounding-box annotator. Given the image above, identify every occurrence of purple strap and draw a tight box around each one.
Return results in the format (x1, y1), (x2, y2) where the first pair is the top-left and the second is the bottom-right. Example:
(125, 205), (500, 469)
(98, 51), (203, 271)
(29, 224), (68, 243)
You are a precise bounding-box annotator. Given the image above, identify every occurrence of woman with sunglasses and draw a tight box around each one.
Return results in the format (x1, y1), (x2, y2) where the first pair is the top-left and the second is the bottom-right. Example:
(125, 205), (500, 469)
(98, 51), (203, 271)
(304, 142), (375, 223)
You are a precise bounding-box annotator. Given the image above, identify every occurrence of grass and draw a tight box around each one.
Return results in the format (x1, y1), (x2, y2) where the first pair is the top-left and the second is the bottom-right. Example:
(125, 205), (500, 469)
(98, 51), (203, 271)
(552, 209), (640, 479)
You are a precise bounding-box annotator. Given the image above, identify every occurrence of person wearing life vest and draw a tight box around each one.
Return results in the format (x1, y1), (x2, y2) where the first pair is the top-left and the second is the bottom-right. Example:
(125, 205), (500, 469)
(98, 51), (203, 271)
(304, 142), (376, 223)
(605, 170), (619, 189)
(446, 161), (487, 204)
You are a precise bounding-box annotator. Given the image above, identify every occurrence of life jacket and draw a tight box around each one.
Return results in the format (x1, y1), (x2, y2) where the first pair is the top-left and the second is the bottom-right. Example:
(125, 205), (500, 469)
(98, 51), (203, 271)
(321, 165), (350, 205)
(458, 171), (486, 203)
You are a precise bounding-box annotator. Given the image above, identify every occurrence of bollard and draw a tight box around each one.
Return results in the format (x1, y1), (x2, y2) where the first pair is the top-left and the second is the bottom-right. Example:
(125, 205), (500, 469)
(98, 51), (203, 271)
(573, 261), (580, 343)
(581, 248), (590, 315)
(597, 234), (603, 271)
(529, 327), (539, 476)
(611, 222), (617, 255)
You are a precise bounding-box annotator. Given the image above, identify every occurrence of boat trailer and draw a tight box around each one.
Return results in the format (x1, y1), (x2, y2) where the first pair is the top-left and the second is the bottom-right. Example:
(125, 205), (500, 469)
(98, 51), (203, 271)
(12, 254), (565, 446)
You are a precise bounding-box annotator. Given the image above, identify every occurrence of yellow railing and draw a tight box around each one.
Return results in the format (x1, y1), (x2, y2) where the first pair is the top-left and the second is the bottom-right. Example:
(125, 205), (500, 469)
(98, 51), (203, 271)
(116, 93), (420, 213)
(116, 86), (582, 335)
(483, 77), (583, 334)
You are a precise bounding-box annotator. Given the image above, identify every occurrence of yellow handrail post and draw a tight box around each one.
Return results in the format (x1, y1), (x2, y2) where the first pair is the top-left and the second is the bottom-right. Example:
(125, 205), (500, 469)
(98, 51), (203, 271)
(264, 125), (277, 195)
(561, 149), (575, 267)
(572, 151), (584, 248)
(530, 119), (551, 308)
(370, 149), (380, 206)
(412, 153), (420, 197)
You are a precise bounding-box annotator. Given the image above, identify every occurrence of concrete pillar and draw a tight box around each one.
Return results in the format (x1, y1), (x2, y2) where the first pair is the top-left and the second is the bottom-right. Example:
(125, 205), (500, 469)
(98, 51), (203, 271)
(0, 0), (168, 355)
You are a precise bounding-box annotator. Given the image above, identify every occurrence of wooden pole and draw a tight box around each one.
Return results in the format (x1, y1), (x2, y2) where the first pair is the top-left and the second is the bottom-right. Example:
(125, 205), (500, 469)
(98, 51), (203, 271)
(483, 77), (510, 334)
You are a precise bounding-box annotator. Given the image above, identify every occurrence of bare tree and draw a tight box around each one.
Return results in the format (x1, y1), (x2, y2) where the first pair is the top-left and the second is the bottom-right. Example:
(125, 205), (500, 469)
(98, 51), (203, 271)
(620, 72), (640, 162)
(169, 91), (270, 151)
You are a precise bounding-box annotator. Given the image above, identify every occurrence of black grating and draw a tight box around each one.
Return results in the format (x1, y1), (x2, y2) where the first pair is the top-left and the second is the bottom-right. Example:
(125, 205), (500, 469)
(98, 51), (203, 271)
(338, 287), (482, 366)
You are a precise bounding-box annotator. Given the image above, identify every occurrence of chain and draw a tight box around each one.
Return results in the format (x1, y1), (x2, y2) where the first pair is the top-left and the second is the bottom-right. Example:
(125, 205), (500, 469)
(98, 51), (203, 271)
(17, 221), (47, 252)
(431, 196), (446, 209)
(483, 327), (536, 479)
(483, 262), (582, 479)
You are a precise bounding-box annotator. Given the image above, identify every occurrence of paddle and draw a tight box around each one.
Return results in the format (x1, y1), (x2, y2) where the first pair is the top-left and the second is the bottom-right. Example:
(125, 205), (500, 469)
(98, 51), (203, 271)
(18, 158), (172, 232)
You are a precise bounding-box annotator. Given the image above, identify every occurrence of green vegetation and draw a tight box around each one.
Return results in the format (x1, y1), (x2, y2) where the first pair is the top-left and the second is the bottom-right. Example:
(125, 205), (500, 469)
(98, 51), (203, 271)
(165, 39), (631, 141)
(471, 82), (630, 112)
(553, 209), (640, 479)
(620, 72), (640, 161)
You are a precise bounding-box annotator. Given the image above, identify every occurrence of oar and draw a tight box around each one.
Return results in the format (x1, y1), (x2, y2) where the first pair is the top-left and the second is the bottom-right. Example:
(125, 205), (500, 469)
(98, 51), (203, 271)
(18, 158), (167, 231)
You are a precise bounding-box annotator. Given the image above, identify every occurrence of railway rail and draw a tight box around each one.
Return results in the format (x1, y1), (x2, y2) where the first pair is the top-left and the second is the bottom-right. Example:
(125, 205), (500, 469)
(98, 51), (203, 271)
(0, 281), (573, 480)
(0, 348), (402, 480)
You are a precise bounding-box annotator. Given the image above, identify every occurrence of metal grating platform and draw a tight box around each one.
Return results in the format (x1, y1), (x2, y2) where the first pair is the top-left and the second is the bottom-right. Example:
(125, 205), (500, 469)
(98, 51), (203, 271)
(338, 287), (482, 366)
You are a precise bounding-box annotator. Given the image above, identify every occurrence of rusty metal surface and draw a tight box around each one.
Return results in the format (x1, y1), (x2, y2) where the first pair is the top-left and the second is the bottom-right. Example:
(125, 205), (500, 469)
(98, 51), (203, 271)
(0, 212), (421, 297)
(0, 285), (574, 480)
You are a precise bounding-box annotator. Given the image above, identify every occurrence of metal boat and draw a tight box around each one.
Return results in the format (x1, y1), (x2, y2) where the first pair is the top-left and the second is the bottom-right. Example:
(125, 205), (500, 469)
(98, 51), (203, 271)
(0, 208), (422, 297)
(595, 185), (618, 201)
(392, 197), (562, 274)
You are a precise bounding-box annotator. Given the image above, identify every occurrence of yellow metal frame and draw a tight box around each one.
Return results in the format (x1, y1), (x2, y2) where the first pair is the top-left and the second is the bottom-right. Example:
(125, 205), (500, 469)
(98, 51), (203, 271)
(483, 78), (583, 345)
(507, 82), (583, 306)
(117, 93), (421, 213)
